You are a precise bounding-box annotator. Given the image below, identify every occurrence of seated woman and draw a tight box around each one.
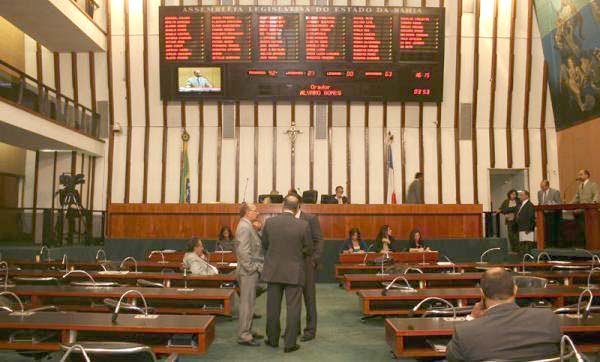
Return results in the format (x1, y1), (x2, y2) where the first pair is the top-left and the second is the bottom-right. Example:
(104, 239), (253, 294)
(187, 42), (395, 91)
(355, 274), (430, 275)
(216, 226), (236, 252)
(183, 237), (219, 275)
(408, 228), (431, 252)
(373, 225), (396, 253)
(339, 228), (368, 254)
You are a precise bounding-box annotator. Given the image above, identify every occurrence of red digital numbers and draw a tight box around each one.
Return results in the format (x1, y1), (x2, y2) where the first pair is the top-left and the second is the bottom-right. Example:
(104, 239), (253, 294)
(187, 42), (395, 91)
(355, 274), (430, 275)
(415, 71), (431, 79)
(413, 88), (431, 95)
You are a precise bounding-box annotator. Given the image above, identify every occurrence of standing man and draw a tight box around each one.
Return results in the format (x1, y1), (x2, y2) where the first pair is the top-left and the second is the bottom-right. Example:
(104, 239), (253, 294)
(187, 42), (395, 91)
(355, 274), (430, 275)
(571, 169), (599, 203)
(538, 180), (562, 246)
(571, 169), (599, 246)
(406, 172), (424, 204)
(516, 190), (536, 255)
(296, 198), (323, 342)
(235, 203), (264, 347)
(262, 195), (312, 353)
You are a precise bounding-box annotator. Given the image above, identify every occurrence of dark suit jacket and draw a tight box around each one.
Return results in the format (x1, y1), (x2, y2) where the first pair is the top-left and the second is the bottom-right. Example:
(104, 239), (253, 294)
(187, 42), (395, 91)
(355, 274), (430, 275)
(299, 211), (323, 264)
(516, 200), (536, 232)
(446, 303), (561, 362)
(261, 212), (313, 286)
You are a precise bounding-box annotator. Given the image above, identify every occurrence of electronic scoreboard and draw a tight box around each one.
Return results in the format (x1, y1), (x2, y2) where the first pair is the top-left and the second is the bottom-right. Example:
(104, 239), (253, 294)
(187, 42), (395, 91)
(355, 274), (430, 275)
(160, 5), (444, 102)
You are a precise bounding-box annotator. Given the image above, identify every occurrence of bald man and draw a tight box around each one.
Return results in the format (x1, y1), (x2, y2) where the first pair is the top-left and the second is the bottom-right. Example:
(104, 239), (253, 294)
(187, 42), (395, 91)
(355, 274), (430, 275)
(236, 203), (264, 346)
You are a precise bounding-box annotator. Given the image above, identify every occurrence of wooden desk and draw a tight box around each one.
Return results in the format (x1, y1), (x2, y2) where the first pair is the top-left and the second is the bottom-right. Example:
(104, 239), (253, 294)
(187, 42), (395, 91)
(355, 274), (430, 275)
(6, 259), (235, 273)
(338, 252), (438, 264)
(9, 269), (237, 289)
(358, 287), (585, 316)
(334, 261), (595, 280)
(147, 251), (237, 264)
(8, 285), (234, 316)
(535, 204), (600, 250)
(0, 311), (214, 355)
(108, 203), (483, 239)
(385, 315), (600, 358)
(343, 271), (600, 291)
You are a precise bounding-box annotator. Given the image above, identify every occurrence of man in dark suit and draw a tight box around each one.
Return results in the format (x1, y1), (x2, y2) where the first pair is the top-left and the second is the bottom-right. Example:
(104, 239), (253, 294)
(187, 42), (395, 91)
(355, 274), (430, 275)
(261, 194), (313, 353)
(446, 268), (561, 361)
(516, 190), (536, 255)
(334, 185), (349, 204)
(296, 199), (323, 342)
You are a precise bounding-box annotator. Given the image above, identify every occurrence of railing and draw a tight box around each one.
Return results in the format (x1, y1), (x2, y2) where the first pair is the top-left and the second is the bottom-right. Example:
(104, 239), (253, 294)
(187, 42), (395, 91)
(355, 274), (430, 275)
(0, 207), (105, 246)
(0, 59), (101, 139)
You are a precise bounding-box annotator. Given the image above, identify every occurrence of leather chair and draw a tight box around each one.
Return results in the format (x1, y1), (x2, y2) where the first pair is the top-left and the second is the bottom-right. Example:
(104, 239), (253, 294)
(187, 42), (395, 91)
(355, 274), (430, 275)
(302, 190), (318, 204)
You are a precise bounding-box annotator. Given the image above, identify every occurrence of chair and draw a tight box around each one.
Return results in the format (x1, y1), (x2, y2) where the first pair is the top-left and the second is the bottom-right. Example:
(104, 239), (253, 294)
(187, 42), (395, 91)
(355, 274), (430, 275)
(258, 194), (283, 203)
(60, 342), (157, 362)
(513, 276), (548, 288)
(302, 190), (318, 204)
(320, 194), (338, 204)
(136, 279), (164, 288)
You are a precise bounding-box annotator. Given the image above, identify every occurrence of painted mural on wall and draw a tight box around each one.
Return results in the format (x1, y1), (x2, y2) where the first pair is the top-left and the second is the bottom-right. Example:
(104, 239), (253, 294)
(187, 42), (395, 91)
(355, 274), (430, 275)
(534, 0), (600, 129)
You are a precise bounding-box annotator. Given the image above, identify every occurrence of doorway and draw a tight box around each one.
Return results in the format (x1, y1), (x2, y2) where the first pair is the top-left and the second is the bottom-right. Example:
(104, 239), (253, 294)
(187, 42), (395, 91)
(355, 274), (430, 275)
(489, 169), (529, 241)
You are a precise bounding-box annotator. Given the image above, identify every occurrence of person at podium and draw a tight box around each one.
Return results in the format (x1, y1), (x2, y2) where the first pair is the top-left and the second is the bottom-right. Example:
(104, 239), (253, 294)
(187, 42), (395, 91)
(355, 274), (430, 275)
(407, 228), (431, 252)
(373, 225), (397, 253)
(339, 228), (367, 254)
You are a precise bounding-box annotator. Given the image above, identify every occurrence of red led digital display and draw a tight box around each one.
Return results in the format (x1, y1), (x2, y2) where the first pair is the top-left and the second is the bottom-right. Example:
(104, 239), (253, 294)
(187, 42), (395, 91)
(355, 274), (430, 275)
(412, 88), (431, 95)
(259, 15), (300, 61)
(305, 15), (347, 61)
(162, 15), (205, 61)
(399, 15), (441, 61)
(211, 14), (252, 61)
(352, 16), (393, 62)
(299, 84), (343, 97)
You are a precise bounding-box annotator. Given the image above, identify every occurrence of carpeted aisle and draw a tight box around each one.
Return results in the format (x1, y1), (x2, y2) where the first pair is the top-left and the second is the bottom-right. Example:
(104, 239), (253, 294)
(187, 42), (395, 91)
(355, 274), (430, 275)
(182, 283), (395, 361)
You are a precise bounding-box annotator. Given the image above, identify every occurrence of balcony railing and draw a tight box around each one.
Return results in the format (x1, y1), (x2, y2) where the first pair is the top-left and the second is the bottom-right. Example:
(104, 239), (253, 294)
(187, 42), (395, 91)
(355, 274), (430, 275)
(0, 207), (105, 246)
(0, 59), (101, 139)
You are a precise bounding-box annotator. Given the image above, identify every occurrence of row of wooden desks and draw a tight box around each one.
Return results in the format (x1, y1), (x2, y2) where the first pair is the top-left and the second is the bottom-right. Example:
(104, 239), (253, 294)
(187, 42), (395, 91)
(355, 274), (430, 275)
(385, 314), (600, 358)
(6, 259), (236, 273)
(358, 286), (587, 316)
(0, 311), (214, 355)
(335, 261), (595, 280)
(343, 271), (600, 291)
(7, 285), (235, 316)
(8, 269), (237, 288)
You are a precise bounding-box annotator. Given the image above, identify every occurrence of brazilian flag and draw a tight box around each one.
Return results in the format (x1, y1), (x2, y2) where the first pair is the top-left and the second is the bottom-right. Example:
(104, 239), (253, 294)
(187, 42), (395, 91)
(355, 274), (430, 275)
(180, 130), (191, 204)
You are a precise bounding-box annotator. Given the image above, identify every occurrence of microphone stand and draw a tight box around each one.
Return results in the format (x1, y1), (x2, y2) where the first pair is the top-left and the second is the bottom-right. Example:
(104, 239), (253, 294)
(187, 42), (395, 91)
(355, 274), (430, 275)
(377, 250), (390, 276)
(242, 177), (249, 203)
(361, 243), (375, 265)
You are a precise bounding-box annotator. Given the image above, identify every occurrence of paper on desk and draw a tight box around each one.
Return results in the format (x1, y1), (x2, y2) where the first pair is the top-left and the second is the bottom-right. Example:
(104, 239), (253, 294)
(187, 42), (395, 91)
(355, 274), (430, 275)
(437, 262), (453, 266)
(228, 263), (238, 267)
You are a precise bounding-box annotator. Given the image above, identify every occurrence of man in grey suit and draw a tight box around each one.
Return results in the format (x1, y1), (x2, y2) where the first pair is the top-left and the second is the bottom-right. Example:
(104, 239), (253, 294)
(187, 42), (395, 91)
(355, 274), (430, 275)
(538, 180), (562, 246)
(296, 201), (323, 342)
(447, 268), (561, 361)
(262, 194), (312, 353)
(572, 169), (600, 204)
(235, 203), (264, 347)
(406, 172), (424, 204)
(571, 170), (600, 246)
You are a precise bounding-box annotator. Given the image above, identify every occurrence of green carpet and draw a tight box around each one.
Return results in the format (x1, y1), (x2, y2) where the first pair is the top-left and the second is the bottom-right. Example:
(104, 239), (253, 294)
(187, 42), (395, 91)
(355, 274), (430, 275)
(186, 283), (393, 361)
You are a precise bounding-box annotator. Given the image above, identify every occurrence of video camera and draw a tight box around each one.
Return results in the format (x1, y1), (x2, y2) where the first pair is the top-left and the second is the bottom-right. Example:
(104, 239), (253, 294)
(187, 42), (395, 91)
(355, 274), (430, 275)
(59, 173), (85, 190)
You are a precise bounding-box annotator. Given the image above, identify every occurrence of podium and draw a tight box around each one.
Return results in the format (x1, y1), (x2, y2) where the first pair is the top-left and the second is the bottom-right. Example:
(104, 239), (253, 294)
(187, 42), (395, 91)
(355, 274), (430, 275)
(535, 204), (600, 250)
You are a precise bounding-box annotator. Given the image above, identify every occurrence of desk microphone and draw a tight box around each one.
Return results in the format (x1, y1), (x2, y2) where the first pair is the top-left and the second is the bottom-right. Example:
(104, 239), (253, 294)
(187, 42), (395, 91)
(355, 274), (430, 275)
(242, 177), (249, 203)
(563, 178), (580, 203)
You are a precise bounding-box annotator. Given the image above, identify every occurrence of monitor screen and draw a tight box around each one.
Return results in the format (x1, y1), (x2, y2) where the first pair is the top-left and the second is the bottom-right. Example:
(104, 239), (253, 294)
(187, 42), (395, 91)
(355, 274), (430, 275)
(178, 67), (222, 93)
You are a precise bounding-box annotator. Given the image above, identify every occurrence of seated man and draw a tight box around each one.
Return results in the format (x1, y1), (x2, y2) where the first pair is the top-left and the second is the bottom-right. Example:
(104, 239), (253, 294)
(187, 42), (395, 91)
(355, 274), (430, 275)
(446, 268), (561, 361)
(182, 237), (219, 275)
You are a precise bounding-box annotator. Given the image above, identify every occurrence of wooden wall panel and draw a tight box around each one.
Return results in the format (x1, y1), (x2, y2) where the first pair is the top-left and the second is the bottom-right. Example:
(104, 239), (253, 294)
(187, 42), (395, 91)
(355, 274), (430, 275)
(108, 203), (483, 240)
